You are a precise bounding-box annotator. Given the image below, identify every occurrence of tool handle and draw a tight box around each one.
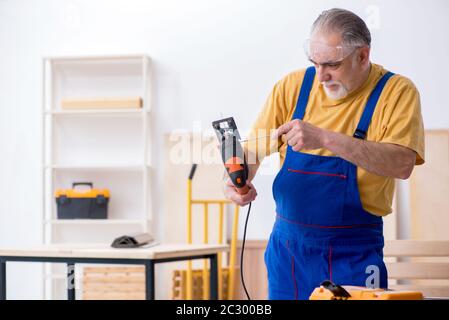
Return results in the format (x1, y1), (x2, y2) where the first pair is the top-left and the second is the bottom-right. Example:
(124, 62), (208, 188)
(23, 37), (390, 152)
(72, 182), (93, 189)
(188, 164), (197, 180)
(236, 184), (250, 195)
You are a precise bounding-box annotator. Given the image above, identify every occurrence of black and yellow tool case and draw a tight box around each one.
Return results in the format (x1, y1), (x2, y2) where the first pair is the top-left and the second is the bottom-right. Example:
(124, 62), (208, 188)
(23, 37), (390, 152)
(55, 182), (110, 219)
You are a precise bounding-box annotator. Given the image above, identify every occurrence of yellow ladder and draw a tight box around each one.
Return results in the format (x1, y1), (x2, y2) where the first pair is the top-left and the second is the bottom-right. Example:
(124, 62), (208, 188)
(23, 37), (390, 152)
(185, 164), (239, 300)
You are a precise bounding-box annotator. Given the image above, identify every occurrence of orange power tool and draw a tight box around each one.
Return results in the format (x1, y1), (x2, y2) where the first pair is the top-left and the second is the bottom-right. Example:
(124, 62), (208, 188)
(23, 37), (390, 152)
(212, 117), (249, 195)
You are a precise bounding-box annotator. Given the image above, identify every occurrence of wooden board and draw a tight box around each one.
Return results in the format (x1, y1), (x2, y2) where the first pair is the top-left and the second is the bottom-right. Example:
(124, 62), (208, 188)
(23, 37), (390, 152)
(82, 266), (145, 300)
(236, 240), (268, 300)
(161, 133), (236, 299)
(384, 239), (449, 297)
(384, 240), (449, 257)
(386, 262), (449, 279)
(163, 133), (226, 244)
(61, 97), (142, 109)
(410, 130), (449, 240)
(389, 285), (449, 298)
(0, 243), (228, 260)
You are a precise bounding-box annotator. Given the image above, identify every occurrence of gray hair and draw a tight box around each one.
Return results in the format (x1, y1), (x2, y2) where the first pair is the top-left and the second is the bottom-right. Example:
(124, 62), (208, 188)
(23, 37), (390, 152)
(311, 8), (371, 47)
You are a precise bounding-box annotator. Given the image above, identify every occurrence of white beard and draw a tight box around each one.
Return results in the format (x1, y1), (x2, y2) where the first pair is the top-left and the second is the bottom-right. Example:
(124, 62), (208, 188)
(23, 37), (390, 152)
(322, 80), (349, 100)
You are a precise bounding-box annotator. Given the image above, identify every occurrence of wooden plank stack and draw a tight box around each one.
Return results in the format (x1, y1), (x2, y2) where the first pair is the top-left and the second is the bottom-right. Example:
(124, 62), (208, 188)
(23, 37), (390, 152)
(82, 266), (145, 300)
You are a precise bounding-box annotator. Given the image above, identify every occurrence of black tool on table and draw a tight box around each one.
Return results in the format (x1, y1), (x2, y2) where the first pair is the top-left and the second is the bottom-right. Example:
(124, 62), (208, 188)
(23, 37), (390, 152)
(111, 233), (157, 248)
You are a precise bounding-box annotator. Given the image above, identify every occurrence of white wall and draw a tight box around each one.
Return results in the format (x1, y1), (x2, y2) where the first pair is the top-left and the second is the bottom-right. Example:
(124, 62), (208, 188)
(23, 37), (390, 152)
(1, 0), (448, 299)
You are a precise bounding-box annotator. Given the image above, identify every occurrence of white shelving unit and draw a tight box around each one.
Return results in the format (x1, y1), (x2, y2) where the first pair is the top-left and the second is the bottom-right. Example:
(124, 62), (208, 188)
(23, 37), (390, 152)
(42, 54), (152, 299)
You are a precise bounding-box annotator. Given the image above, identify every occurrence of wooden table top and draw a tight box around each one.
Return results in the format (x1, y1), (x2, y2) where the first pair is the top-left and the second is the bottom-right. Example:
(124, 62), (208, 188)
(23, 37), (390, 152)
(0, 243), (229, 260)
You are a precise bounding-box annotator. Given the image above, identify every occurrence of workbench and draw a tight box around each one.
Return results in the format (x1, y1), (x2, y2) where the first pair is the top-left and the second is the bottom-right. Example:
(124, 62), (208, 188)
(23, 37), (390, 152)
(0, 243), (228, 300)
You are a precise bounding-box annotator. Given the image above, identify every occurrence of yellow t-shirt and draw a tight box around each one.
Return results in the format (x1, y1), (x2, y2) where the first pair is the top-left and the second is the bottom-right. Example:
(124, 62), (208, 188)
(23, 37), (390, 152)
(246, 63), (425, 216)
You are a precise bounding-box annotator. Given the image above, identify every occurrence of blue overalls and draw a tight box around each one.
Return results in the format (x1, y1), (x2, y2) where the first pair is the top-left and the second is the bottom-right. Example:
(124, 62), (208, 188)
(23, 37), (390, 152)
(265, 66), (395, 300)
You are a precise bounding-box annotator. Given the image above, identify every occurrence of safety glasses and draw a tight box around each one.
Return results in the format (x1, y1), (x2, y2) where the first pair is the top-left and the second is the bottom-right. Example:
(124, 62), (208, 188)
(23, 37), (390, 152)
(303, 39), (359, 70)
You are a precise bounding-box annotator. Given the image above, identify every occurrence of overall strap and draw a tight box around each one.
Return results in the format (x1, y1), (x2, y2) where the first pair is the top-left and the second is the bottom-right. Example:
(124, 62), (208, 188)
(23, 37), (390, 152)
(353, 71), (395, 139)
(292, 66), (316, 120)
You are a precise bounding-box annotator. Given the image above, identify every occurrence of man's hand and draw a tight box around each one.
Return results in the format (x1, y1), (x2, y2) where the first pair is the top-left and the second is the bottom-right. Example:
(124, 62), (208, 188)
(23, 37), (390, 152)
(276, 119), (325, 151)
(223, 179), (257, 206)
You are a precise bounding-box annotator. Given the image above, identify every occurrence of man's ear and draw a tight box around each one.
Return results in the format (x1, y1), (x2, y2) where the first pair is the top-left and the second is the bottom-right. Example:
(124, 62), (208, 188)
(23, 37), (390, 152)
(358, 46), (370, 66)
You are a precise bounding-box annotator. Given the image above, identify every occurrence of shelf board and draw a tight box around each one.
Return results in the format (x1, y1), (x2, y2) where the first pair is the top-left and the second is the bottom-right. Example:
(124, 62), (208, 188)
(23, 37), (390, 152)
(45, 109), (149, 116)
(46, 54), (150, 62)
(44, 219), (147, 225)
(45, 165), (150, 171)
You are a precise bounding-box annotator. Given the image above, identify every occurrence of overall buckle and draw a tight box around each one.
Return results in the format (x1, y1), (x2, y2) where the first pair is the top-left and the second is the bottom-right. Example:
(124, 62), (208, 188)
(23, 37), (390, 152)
(353, 129), (367, 140)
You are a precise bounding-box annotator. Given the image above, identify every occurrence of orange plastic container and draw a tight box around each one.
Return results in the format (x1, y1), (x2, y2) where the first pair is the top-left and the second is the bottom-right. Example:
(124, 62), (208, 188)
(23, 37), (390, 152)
(310, 284), (423, 300)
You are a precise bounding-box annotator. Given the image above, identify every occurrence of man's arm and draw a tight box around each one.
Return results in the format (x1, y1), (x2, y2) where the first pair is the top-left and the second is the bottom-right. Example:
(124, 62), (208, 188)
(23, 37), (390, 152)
(277, 119), (417, 180)
(322, 130), (416, 179)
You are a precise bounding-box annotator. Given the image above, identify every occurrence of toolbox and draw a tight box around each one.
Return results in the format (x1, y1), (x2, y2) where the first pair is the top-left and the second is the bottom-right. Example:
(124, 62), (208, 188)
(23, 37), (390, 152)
(55, 182), (110, 219)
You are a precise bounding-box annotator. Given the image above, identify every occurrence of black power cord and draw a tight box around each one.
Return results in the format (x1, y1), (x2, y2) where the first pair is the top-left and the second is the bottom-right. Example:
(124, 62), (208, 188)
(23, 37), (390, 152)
(240, 201), (252, 300)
